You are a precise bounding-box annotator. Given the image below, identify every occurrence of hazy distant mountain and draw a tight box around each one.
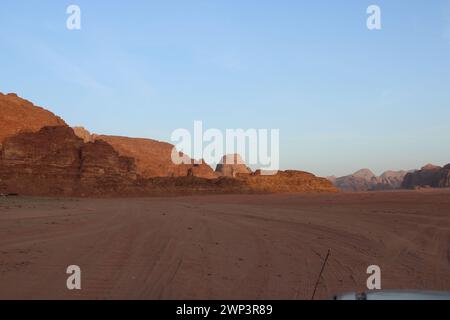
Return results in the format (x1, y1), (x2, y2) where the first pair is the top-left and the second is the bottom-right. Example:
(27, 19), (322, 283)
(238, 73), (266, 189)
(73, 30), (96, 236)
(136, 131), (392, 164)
(329, 169), (409, 192)
(375, 170), (408, 190)
(331, 169), (377, 192)
(402, 164), (450, 189)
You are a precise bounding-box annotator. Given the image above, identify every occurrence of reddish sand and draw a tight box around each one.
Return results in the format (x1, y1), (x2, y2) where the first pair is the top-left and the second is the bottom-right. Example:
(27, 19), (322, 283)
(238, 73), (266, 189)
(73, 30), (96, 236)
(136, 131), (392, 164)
(0, 190), (449, 300)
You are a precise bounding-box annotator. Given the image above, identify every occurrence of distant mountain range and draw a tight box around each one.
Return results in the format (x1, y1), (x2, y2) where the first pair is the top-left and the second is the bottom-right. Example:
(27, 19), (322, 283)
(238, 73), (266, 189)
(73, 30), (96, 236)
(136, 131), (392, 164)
(327, 169), (409, 192)
(328, 164), (450, 192)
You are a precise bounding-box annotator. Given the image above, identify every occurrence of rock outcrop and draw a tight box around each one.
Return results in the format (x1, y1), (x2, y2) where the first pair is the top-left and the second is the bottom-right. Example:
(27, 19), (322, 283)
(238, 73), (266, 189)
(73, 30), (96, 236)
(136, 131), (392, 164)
(92, 134), (184, 178)
(0, 93), (66, 146)
(215, 154), (252, 177)
(140, 170), (338, 195)
(402, 164), (450, 189)
(441, 164), (450, 187)
(73, 126), (94, 143)
(0, 126), (139, 196)
(0, 92), (339, 196)
(187, 161), (219, 179)
(72, 128), (217, 179)
(242, 170), (337, 193)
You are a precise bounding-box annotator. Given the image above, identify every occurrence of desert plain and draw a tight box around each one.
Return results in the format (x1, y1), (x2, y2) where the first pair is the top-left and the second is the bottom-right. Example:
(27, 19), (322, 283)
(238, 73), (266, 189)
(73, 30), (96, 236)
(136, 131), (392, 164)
(0, 189), (449, 300)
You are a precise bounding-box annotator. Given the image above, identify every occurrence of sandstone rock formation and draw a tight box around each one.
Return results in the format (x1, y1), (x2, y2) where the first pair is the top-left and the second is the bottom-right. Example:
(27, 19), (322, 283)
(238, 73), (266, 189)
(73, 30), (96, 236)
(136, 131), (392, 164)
(402, 164), (450, 189)
(73, 126), (94, 143)
(95, 135), (216, 179)
(0, 92), (338, 196)
(187, 161), (219, 179)
(243, 170), (337, 193)
(326, 176), (337, 185)
(441, 164), (450, 187)
(72, 128), (217, 179)
(0, 93), (66, 146)
(215, 154), (252, 177)
(331, 169), (408, 192)
(93, 134), (184, 178)
(0, 126), (139, 196)
(141, 170), (338, 195)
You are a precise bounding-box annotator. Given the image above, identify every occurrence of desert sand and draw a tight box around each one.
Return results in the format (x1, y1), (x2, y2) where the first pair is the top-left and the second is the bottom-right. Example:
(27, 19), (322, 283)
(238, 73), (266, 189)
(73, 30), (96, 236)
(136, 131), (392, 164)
(0, 189), (449, 300)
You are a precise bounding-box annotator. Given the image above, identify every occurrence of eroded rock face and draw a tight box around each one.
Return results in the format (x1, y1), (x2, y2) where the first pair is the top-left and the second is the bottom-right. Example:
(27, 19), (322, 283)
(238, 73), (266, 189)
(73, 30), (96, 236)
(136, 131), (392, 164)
(0, 126), (82, 195)
(215, 154), (252, 177)
(0, 126), (139, 196)
(402, 164), (450, 189)
(94, 135), (188, 178)
(441, 164), (450, 187)
(242, 170), (338, 193)
(187, 161), (219, 179)
(138, 170), (338, 195)
(71, 131), (217, 179)
(78, 140), (138, 194)
(73, 127), (94, 143)
(0, 93), (66, 146)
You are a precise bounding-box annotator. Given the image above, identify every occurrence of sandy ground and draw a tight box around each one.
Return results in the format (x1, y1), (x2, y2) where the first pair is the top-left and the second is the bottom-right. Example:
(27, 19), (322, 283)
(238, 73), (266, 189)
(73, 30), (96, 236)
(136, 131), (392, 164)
(0, 190), (449, 300)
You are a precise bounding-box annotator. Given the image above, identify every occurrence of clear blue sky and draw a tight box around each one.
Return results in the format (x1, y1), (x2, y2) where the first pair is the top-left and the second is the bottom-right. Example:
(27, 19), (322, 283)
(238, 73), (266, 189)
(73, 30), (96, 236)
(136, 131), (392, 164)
(1, 1), (450, 176)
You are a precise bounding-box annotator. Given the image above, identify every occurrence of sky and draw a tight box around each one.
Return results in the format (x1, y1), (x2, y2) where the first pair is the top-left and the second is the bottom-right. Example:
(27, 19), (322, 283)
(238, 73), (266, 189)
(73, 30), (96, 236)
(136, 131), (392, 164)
(1, 0), (450, 177)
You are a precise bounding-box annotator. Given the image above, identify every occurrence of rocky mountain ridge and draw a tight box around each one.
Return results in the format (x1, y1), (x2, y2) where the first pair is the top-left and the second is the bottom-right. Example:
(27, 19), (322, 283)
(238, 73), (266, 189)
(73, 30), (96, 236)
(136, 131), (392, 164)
(402, 164), (450, 189)
(0, 92), (337, 196)
(328, 169), (409, 192)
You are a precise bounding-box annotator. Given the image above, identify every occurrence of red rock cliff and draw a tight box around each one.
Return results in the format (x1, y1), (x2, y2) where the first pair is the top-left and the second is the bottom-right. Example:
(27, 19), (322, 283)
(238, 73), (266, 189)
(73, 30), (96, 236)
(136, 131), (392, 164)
(0, 93), (66, 146)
